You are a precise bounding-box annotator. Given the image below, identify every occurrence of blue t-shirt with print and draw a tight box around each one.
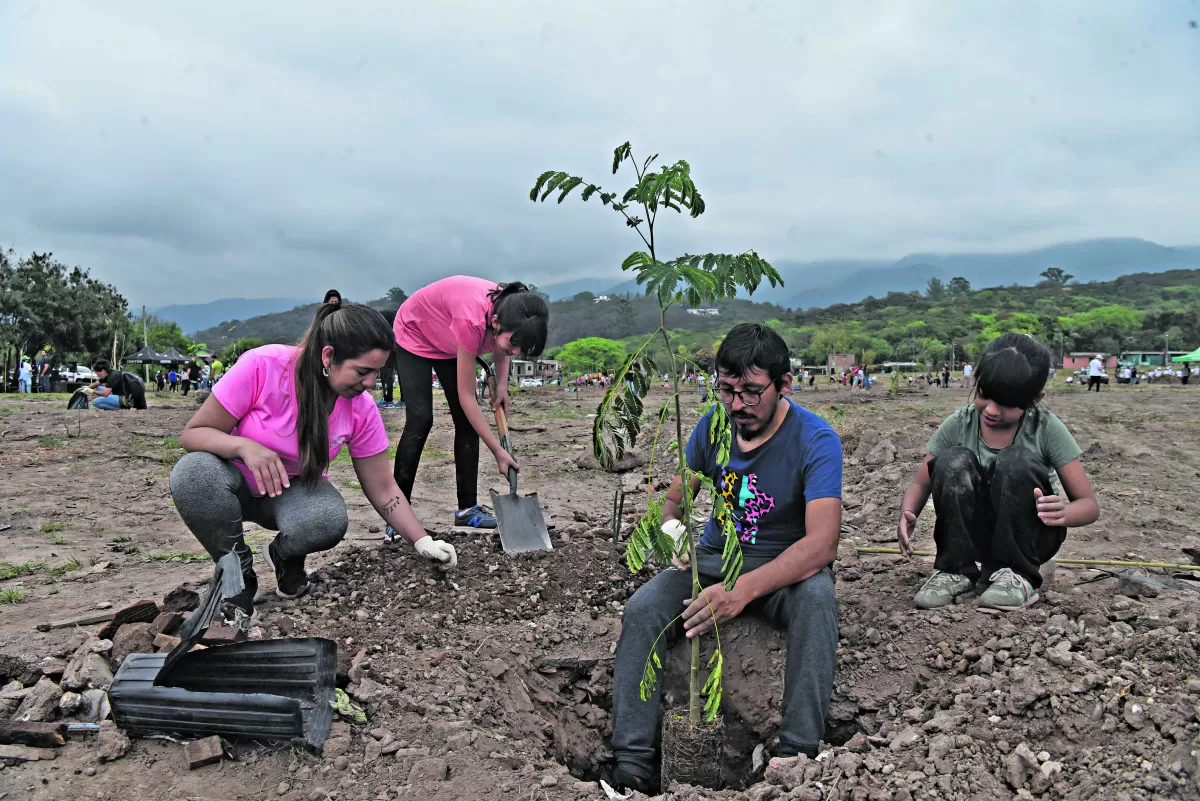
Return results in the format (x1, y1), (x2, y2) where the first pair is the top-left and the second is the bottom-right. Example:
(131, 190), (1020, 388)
(686, 399), (843, 559)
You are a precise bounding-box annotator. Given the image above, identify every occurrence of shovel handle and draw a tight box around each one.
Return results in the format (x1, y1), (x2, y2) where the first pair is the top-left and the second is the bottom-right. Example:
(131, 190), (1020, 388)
(494, 405), (519, 495)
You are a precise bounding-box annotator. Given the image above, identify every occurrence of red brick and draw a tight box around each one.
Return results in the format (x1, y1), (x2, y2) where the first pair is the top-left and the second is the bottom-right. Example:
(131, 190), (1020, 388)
(183, 735), (225, 769)
(153, 633), (181, 652)
(150, 611), (184, 636)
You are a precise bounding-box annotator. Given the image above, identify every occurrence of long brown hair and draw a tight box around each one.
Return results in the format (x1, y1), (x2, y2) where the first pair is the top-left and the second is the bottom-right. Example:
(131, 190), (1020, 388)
(294, 302), (394, 487)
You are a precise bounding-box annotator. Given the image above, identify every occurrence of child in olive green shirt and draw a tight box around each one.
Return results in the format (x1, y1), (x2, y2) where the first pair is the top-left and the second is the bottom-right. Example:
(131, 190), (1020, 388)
(897, 334), (1100, 611)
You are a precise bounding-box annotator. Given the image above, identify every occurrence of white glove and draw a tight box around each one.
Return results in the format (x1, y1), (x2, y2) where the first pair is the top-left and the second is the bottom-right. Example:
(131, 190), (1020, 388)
(414, 535), (458, 568)
(662, 519), (690, 570)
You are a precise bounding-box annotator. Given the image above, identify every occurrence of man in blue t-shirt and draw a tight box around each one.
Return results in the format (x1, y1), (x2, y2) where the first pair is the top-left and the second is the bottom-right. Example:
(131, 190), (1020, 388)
(610, 324), (843, 793)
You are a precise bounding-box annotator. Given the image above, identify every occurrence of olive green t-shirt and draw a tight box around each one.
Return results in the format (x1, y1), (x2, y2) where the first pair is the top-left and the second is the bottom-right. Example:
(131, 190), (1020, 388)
(927, 406), (1082, 491)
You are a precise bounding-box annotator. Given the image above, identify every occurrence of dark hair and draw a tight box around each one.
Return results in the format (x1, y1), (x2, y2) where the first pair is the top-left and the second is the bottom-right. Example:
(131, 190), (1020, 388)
(323, 289), (342, 304)
(973, 333), (1050, 410)
(294, 302), (394, 487)
(715, 324), (791, 388)
(488, 283), (549, 358)
(92, 360), (110, 374)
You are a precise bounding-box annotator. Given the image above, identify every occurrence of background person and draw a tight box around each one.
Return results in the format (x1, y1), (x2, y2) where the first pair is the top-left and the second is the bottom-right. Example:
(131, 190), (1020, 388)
(89, 360), (148, 410)
(1087, 354), (1106, 392)
(389, 277), (549, 535)
(170, 303), (456, 618)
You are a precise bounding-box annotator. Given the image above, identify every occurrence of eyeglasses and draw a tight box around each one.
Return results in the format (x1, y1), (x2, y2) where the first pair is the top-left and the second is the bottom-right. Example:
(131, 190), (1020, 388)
(717, 387), (764, 407)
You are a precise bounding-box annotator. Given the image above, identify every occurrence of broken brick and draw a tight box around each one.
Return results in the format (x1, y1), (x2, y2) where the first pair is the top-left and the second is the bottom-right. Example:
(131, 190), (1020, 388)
(153, 633), (181, 652)
(98, 600), (161, 640)
(184, 735), (225, 770)
(150, 611), (184, 636)
(199, 625), (244, 646)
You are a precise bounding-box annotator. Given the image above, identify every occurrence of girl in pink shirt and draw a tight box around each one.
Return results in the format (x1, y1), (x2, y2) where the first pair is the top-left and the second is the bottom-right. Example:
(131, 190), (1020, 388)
(171, 303), (457, 619)
(390, 277), (549, 533)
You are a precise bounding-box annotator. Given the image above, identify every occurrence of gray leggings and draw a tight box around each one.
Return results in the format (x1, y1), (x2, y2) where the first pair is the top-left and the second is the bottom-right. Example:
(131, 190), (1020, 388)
(170, 451), (349, 570)
(611, 549), (838, 776)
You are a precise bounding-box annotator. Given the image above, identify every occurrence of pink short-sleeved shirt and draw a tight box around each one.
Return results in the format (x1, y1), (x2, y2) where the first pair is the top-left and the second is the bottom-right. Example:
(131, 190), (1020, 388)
(211, 345), (389, 495)
(393, 275), (498, 359)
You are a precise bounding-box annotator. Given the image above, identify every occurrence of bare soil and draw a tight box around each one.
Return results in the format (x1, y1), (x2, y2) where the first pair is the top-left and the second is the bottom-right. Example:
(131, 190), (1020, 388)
(2, 382), (1199, 801)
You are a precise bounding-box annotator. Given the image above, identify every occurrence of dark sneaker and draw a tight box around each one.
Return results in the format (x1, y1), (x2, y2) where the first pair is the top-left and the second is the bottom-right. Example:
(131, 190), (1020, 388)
(264, 539), (310, 599)
(453, 504), (497, 530)
(610, 764), (652, 794)
(221, 566), (259, 624)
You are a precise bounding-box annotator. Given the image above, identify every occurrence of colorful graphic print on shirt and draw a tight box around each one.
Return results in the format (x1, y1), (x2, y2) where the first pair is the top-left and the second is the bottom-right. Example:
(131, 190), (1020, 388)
(713, 469), (776, 545)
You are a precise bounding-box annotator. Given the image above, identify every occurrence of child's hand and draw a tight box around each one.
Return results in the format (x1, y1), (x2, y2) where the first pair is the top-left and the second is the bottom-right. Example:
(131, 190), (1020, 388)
(897, 510), (917, 556)
(1034, 488), (1067, 526)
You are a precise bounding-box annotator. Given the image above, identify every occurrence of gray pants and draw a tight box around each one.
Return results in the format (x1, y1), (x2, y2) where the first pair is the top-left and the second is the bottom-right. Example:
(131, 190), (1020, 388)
(611, 549), (838, 777)
(170, 451), (349, 570)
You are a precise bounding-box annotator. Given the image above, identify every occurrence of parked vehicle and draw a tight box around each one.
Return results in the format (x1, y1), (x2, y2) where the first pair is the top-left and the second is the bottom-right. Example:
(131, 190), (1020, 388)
(520, 378), (543, 388)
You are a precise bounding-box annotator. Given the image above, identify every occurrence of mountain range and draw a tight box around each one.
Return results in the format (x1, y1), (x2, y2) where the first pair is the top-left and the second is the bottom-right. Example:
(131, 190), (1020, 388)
(154, 238), (1200, 334)
(540, 238), (1200, 309)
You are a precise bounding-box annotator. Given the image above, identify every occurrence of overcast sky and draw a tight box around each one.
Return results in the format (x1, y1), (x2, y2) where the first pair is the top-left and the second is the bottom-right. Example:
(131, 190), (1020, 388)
(2, 1), (1199, 307)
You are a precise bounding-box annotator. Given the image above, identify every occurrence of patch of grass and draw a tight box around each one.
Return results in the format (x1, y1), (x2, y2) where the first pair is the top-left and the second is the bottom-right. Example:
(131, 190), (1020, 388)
(0, 588), (25, 604)
(341, 479), (362, 490)
(110, 535), (132, 543)
(332, 442), (398, 466)
(12, 507), (29, 515)
(422, 448), (453, 460)
(37, 434), (66, 449)
(0, 561), (43, 580)
(45, 557), (82, 578)
(0, 407), (12, 415)
(40, 522), (66, 534)
(88, 555), (102, 566)
(147, 551), (209, 563)
(48, 534), (65, 545)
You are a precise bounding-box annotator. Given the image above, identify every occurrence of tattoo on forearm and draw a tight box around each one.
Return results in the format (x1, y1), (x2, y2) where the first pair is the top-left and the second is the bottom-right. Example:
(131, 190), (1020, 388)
(381, 496), (404, 517)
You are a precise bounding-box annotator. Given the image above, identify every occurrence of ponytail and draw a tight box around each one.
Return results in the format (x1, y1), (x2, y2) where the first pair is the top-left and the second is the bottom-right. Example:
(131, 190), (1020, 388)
(294, 302), (393, 487)
(488, 282), (550, 358)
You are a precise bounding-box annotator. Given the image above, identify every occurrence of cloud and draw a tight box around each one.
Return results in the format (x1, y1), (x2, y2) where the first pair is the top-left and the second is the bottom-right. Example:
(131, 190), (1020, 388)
(1, 0), (1198, 305)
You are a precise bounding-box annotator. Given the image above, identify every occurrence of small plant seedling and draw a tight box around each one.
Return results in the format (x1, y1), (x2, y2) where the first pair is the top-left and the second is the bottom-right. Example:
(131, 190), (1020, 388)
(88, 555), (102, 566)
(37, 434), (66, 449)
(0, 588), (25, 604)
(49, 534), (65, 545)
(40, 522), (66, 533)
(45, 558), (82, 578)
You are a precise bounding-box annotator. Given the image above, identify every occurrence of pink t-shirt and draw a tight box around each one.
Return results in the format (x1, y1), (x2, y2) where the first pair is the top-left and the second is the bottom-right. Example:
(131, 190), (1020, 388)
(393, 275), (498, 359)
(211, 344), (389, 495)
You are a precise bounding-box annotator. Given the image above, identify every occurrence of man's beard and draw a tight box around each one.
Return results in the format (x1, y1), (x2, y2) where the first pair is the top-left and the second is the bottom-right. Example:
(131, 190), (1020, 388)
(733, 414), (766, 441)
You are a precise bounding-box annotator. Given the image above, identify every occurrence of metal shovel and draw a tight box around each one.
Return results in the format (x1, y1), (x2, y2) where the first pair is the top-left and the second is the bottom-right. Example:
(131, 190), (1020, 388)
(490, 405), (552, 554)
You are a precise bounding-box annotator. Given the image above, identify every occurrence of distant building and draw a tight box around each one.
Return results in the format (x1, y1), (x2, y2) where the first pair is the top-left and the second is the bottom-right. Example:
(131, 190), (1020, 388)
(510, 359), (564, 380)
(1119, 350), (1190, 367)
(594, 295), (610, 303)
(534, 359), (563, 379)
(827, 353), (856, 372)
(1063, 353), (1118, 371)
(686, 308), (720, 316)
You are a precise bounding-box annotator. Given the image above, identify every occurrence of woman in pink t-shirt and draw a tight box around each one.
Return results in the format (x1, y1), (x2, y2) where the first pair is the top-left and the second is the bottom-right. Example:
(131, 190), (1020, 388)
(170, 303), (457, 619)
(390, 277), (549, 534)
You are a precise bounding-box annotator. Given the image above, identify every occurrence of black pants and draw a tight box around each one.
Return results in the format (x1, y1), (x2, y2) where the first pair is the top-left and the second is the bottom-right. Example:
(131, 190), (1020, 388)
(380, 366), (396, 403)
(931, 446), (1066, 589)
(180, 380), (191, 396)
(1087, 376), (1102, 392)
(392, 345), (479, 510)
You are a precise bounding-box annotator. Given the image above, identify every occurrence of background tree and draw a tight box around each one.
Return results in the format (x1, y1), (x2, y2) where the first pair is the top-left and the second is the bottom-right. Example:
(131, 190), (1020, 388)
(384, 286), (409, 306)
(926, 276), (946, 300)
(145, 316), (191, 353)
(1040, 267), (1073, 286)
(556, 336), (627, 374)
(947, 276), (973, 298)
(221, 337), (267, 365)
(531, 142), (782, 754)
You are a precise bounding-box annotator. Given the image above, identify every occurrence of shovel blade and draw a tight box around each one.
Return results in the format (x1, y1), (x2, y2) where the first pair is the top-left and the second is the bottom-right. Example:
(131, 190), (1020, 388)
(490, 489), (553, 554)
